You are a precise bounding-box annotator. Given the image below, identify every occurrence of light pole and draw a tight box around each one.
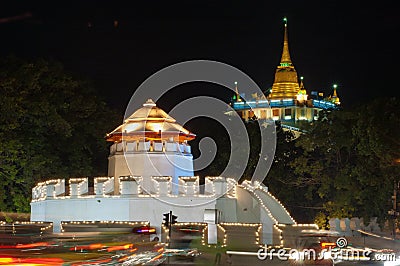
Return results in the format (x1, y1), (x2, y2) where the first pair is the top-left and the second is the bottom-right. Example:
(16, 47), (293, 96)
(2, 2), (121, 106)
(393, 159), (400, 240)
(393, 180), (398, 240)
(389, 180), (400, 240)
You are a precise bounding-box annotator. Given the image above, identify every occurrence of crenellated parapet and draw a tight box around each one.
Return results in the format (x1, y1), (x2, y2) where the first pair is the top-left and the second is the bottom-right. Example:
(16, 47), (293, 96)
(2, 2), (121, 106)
(32, 179), (65, 199)
(94, 176), (113, 195)
(109, 140), (192, 155)
(69, 178), (88, 197)
(119, 176), (142, 195)
(179, 176), (199, 195)
(31, 176), (237, 201)
(205, 176), (236, 197)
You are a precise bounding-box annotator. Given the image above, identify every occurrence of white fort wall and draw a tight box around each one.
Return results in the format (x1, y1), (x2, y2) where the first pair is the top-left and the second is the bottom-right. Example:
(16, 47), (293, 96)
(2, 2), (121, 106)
(31, 176), (234, 235)
(30, 176), (296, 246)
(31, 195), (216, 235)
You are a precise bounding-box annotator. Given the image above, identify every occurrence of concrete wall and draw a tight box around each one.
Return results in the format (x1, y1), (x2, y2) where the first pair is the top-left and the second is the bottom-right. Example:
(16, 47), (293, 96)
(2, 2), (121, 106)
(31, 196), (216, 235)
(236, 187), (261, 223)
(235, 187), (277, 245)
(31, 177), (292, 245)
(216, 198), (238, 222)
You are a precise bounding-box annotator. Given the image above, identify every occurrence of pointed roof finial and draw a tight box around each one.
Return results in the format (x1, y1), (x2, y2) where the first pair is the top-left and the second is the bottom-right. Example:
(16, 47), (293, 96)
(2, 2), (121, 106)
(234, 81), (239, 94)
(332, 84), (341, 105)
(280, 17), (292, 65)
(300, 76), (304, 89)
(234, 81), (242, 102)
(333, 84), (338, 97)
(143, 98), (156, 107)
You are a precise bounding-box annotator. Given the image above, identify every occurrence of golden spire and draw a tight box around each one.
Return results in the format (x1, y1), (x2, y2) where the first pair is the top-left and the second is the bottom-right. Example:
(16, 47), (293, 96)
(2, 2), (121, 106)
(234, 81), (242, 102)
(332, 84), (341, 105)
(280, 17), (292, 65)
(268, 17), (300, 100)
(235, 81), (239, 95)
(333, 85), (338, 97)
(299, 76), (305, 90)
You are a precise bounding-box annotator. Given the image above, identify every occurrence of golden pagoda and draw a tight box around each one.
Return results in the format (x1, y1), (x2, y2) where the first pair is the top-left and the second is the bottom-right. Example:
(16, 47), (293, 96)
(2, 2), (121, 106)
(231, 17), (340, 132)
(268, 17), (301, 100)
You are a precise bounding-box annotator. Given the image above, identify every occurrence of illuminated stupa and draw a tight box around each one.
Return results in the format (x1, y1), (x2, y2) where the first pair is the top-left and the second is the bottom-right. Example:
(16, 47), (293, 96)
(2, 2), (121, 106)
(232, 18), (340, 132)
(268, 17), (300, 100)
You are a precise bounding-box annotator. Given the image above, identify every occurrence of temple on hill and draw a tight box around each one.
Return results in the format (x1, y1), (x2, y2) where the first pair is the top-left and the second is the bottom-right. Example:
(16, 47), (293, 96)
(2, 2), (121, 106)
(30, 99), (318, 248)
(231, 18), (340, 132)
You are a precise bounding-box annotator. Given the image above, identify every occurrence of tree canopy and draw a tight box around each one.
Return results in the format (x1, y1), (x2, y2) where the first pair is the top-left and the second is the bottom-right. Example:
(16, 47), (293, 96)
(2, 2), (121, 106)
(267, 98), (400, 226)
(0, 56), (120, 212)
(205, 98), (400, 226)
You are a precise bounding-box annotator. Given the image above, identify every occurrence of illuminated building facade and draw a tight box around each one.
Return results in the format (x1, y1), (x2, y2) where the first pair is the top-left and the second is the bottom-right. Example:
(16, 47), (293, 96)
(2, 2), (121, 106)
(30, 99), (317, 247)
(232, 18), (340, 132)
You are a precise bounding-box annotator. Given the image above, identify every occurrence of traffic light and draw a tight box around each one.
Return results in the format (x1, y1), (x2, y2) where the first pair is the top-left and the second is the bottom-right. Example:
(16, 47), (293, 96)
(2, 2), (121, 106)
(171, 214), (178, 225)
(163, 212), (170, 226)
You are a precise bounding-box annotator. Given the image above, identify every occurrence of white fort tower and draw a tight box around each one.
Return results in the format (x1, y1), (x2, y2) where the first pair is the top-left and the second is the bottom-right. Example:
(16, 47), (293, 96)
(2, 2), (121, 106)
(30, 99), (317, 246)
(106, 99), (195, 195)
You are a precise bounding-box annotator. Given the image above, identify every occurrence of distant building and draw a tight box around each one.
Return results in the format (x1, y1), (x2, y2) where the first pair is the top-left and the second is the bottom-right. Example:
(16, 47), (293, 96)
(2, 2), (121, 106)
(231, 18), (340, 133)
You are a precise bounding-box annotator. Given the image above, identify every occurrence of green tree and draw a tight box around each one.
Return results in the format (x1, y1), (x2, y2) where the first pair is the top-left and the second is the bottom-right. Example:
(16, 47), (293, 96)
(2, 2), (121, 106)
(266, 122), (323, 222)
(290, 98), (400, 223)
(0, 56), (119, 212)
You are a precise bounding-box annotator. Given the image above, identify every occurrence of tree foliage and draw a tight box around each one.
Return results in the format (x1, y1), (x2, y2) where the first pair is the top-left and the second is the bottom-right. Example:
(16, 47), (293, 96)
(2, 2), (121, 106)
(0, 56), (119, 212)
(283, 98), (400, 223)
(228, 98), (400, 224)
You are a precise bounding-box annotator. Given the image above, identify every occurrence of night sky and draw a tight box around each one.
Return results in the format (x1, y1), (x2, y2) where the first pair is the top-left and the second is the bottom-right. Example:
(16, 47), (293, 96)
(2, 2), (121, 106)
(1, 1), (399, 113)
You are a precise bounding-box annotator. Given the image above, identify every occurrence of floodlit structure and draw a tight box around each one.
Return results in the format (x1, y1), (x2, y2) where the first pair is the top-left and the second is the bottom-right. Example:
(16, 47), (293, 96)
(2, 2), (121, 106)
(105, 99), (196, 195)
(231, 18), (340, 133)
(30, 99), (317, 246)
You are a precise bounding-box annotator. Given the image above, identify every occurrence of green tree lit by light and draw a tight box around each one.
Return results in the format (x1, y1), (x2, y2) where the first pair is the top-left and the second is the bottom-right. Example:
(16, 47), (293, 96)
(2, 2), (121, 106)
(0, 56), (120, 212)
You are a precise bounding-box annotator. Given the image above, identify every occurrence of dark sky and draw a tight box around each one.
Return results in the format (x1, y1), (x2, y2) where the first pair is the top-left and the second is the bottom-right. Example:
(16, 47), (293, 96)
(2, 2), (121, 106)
(1, 0), (399, 112)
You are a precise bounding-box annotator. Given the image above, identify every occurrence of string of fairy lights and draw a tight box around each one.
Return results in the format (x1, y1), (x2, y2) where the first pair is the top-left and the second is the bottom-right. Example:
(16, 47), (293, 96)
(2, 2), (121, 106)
(0, 221), (53, 234)
(60, 221), (149, 233)
(29, 176), (320, 248)
(31, 176), (238, 201)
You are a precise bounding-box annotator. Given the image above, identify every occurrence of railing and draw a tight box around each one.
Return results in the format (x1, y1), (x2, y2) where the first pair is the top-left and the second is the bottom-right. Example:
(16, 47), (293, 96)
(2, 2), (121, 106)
(110, 141), (191, 155)
(312, 99), (337, 109)
(232, 99), (338, 110)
